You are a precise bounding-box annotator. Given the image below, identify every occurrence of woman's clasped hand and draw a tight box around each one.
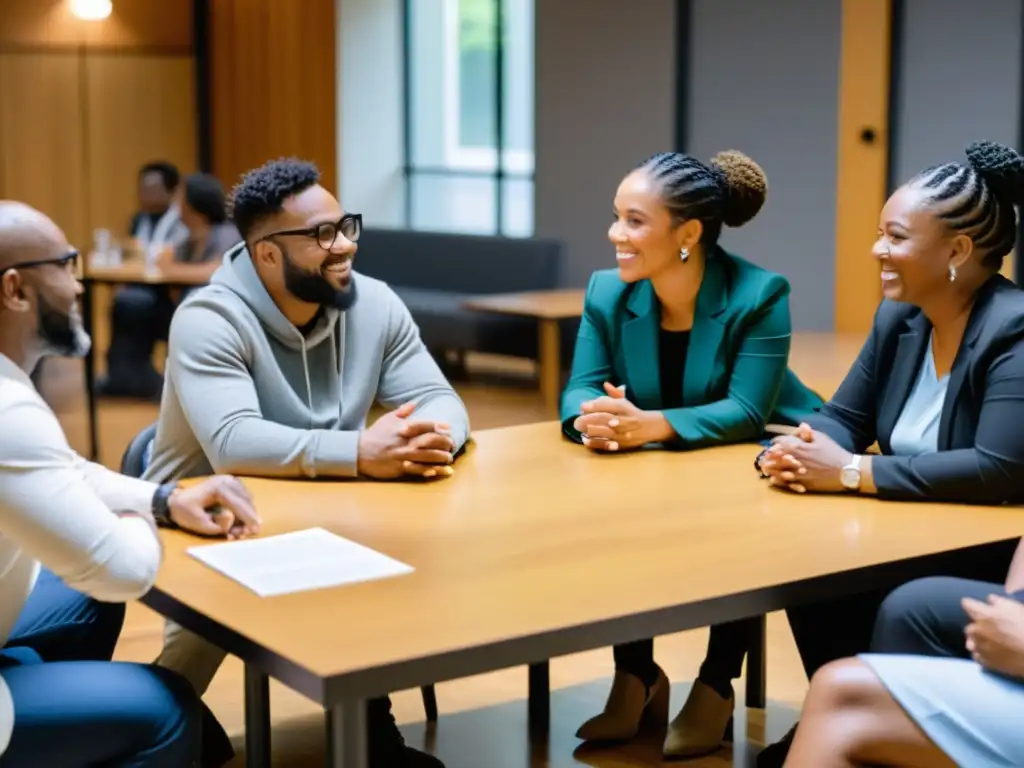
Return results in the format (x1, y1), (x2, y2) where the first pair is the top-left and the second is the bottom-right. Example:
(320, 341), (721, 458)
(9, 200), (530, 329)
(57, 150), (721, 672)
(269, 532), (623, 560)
(758, 423), (856, 494)
(573, 382), (670, 451)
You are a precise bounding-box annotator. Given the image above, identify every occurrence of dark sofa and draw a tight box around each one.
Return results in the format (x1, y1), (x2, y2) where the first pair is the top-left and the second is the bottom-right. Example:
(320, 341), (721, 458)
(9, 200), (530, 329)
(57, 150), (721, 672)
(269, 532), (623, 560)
(356, 228), (579, 366)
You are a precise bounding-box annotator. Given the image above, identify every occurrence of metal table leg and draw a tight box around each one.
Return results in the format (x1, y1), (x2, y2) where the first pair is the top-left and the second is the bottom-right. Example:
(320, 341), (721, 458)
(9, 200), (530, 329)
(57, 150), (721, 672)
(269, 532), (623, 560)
(528, 661), (550, 735)
(745, 614), (767, 709)
(327, 699), (367, 768)
(244, 665), (271, 768)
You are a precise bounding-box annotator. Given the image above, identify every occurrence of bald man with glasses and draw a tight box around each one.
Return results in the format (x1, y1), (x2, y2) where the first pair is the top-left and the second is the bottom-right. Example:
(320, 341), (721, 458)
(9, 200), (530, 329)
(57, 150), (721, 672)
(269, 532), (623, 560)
(0, 201), (260, 767)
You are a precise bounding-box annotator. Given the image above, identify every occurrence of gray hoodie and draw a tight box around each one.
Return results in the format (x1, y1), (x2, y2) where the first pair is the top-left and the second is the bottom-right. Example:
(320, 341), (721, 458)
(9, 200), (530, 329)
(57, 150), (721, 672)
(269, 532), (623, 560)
(144, 243), (470, 483)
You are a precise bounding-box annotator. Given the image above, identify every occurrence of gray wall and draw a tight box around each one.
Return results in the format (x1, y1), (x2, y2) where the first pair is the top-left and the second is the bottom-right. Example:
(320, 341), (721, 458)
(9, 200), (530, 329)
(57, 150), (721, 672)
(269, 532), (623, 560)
(892, 0), (1022, 189)
(534, 0), (677, 287)
(688, 0), (841, 332)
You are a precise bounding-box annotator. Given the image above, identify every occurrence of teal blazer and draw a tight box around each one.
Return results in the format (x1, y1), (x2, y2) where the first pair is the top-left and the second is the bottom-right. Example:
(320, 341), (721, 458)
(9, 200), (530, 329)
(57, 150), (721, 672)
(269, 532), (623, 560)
(560, 248), (824, 447)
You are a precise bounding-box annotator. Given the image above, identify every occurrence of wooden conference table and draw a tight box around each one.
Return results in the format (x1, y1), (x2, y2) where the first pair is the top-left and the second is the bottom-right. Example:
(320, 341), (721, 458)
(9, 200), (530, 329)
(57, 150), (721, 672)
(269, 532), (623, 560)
(141, 422), (1023, 768)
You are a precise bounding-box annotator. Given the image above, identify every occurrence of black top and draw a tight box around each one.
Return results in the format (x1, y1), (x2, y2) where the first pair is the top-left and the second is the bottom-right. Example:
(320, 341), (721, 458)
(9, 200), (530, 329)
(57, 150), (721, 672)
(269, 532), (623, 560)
(658, 328), (691, 409)
(805, 274), (1024, 505)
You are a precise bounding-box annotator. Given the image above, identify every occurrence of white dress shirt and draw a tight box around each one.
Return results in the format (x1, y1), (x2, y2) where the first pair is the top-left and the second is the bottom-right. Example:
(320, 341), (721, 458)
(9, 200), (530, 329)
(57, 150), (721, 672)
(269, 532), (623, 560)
(0, 353), (162, 755)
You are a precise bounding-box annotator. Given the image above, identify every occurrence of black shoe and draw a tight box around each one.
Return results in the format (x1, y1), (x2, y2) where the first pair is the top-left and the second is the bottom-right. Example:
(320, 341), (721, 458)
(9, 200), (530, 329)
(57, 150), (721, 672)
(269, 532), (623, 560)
(756, 724), (796, 768)
(200, 702), (235, 768)
(368, 697), (445, 767)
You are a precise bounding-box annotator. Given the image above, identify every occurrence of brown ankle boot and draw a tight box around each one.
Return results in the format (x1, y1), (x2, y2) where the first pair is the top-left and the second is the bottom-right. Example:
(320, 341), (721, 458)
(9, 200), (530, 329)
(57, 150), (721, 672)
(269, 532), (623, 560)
(662, 679), (734, 758)
(576, 667), (670, 742)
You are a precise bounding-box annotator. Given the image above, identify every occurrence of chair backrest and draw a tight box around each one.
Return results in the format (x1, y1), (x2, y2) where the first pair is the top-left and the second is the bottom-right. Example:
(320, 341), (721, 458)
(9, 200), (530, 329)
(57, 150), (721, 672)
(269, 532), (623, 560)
(120, 422), (158, 478)
(356, 228), (565, 295)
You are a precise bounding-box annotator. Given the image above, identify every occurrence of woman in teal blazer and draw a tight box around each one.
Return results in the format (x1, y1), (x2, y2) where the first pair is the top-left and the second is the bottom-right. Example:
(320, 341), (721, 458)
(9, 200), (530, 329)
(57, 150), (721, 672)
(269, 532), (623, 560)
(563, 149), (822, 759)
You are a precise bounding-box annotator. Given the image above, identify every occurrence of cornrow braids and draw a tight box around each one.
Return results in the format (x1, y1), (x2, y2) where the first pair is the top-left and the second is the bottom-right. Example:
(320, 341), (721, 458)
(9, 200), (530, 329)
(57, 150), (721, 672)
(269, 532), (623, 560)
(636, 150), (768, 249)
(909, 140), (1024, 270)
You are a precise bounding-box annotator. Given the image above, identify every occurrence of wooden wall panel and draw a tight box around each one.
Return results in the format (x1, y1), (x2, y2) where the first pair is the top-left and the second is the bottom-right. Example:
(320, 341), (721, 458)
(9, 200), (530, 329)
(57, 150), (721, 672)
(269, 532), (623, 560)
(84, 53), (197, 236)
(0, 53), (89, 248)
(209, 0), (337, 194)
(0, 0), (190, 50)
(834, 0), (891, 333)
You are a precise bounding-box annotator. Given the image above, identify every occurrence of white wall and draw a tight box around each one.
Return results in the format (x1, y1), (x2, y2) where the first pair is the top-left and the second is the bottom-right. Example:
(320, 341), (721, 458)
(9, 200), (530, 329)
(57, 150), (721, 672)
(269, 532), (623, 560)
(336, 0), (405, 226)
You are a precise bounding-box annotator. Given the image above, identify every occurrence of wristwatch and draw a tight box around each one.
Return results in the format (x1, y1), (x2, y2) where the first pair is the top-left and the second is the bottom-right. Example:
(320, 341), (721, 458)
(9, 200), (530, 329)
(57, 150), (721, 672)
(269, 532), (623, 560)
(840, 455), (863, 491)
(754, 447), (770, 478)
(151, 482), (180, 528)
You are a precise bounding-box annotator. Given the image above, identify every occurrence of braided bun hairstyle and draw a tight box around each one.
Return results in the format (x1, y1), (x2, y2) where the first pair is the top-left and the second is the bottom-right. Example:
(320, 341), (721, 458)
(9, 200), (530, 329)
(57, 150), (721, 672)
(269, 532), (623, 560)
(636, 149), (768, 249)
(909, 140), (1024, 269)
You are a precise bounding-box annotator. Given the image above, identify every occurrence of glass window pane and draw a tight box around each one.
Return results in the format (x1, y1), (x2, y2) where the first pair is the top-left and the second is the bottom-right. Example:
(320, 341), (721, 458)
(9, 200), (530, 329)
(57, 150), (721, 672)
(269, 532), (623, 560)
(501, 177), (533, 237)
(410, 174), (497, 234)
(459, 0), (496, 150)
(503, 0), (534, 172)
(408, 0), (447, 167)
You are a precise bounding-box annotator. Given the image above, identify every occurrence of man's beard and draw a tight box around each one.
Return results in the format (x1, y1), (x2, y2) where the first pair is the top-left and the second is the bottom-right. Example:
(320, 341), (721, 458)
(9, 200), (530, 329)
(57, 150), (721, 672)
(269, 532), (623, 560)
(38, 297), (91, 359)
(281, 250), (357, 311)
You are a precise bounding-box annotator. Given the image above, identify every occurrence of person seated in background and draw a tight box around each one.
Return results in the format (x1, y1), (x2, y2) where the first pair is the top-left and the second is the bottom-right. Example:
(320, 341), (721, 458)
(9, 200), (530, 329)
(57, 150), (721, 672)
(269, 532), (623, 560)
(128, 160), (191, 261)
(102, 172), (241, 400)
(159, 172), (242, 289)
(146, 157), (467, 768)
(562, 149), (823, 759)
(757, 140), (1024, 766)
(783, 538), (1024, 767)
(0, 200), (259, 767)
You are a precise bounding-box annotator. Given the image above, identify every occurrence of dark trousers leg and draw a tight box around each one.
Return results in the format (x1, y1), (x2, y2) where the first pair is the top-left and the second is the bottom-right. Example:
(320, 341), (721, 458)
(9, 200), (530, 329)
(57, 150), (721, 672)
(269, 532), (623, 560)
(104, 285), (173, 396)
(613, 639), (658, 687)
(5, 568), (125, 663)
(0, 662), (202, 768)
(697, 618), (760, 699)
(871, 575), (1014, 657)
(785, 539), (1019, 679)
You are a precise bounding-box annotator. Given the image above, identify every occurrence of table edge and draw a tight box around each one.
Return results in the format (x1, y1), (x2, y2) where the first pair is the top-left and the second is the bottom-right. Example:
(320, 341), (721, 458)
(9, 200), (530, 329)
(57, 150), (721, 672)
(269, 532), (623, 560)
(143, 539), (1017, 707)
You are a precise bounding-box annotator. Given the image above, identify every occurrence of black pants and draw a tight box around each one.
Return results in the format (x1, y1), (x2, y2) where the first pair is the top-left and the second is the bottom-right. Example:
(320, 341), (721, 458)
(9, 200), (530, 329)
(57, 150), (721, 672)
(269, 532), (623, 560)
(614, 617), (759, 696)
(104, 285), (175, 397)
(785, 538), (1018, 679)
(871, 574), (1024, 657)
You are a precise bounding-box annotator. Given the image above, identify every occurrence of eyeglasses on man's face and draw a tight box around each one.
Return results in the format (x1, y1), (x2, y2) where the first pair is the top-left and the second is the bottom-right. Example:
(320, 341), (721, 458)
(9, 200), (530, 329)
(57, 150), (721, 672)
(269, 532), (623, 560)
(259, 213), (362, 252)
(0, 251), (79, 276)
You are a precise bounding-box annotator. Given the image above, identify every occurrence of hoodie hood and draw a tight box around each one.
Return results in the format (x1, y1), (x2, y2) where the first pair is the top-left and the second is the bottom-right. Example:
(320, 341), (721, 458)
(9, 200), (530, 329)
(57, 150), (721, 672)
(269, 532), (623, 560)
(210, 242), (341, 352)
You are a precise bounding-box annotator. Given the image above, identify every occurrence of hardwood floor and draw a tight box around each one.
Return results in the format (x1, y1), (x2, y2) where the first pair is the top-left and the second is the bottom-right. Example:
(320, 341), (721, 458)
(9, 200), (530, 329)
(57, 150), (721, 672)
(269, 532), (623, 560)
(38, 351), (831, 767)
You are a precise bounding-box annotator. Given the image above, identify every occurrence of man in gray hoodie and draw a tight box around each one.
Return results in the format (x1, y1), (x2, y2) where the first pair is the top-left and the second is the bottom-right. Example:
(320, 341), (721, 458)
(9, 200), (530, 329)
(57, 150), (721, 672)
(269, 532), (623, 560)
(145, 158), (466, 767)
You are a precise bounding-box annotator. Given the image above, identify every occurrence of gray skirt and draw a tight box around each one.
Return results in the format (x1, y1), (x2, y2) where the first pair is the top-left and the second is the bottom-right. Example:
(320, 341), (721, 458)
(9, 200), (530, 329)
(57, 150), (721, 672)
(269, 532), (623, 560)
(860, 653), (1024, 768)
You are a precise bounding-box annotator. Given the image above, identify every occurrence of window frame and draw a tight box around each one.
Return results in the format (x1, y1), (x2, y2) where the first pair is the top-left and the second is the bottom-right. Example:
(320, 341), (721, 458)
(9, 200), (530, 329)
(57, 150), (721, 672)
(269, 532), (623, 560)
(403, 0), (535, 235)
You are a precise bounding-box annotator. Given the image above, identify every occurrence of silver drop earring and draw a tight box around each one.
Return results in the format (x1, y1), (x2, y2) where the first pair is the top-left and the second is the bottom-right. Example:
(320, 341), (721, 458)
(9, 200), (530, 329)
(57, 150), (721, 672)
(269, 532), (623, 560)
(679, 247), (690, 263)
(948, 264), (957, 283)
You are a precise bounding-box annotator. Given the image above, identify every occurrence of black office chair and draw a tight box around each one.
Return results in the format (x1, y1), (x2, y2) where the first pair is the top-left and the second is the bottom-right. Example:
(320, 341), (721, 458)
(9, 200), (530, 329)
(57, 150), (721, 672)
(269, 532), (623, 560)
(121, 423), (440, 723)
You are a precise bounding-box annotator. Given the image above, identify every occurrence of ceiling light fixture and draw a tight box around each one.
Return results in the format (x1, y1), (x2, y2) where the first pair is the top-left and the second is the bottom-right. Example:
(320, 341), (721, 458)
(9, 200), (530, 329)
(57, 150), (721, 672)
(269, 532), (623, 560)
(69, 0), (113, 21)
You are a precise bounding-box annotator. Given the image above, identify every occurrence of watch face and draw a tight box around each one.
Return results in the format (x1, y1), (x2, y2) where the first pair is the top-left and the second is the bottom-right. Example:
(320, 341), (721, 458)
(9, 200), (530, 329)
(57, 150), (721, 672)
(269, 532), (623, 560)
(841, 467), (860, 489)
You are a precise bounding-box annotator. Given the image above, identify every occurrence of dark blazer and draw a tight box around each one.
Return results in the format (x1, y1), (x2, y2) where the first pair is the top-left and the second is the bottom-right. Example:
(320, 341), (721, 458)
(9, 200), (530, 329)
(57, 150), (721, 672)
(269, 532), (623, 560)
(807, 275), (1024, 504)
(560, 248), (823, 447)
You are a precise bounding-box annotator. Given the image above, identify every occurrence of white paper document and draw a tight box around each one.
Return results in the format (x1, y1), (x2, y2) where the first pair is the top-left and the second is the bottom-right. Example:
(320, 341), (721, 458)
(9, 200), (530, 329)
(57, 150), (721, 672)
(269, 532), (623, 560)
(187, 527), (414, 597)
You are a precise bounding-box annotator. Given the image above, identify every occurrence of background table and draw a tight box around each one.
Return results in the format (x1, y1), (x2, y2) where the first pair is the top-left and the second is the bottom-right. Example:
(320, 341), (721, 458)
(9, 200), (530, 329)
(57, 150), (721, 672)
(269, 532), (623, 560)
(463, 290), (585, 416)
(81, 261), (207, 460)
(141, 422), (1024, 768)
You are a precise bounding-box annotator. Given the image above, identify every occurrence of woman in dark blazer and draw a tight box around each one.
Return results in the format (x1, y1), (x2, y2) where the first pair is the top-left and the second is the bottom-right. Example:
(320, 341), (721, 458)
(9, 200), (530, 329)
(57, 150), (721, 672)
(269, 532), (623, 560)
(562, 149), (822, 759)
(758, 140), (1024, 767)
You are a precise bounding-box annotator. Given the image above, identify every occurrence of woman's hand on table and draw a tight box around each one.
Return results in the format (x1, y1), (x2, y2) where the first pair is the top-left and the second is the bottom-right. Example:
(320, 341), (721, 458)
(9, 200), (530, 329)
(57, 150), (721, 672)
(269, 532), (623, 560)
(760, 423), (854, 494)
(574, 382), (674, 452)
